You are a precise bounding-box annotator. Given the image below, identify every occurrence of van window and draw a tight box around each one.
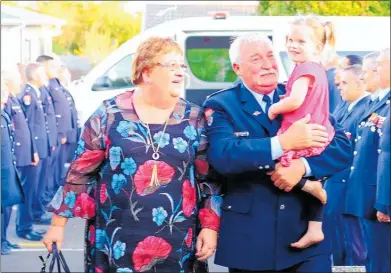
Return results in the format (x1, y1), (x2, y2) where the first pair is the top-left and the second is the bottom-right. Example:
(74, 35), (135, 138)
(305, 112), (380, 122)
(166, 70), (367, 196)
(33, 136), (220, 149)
(92, 54), (134, 91)
(185, 35), (273, 83)
(279, 51), (372, 76)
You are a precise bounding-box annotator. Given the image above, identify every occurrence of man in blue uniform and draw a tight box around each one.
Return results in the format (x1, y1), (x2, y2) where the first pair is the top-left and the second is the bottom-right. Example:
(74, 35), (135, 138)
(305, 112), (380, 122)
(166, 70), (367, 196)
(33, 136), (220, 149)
(203, 33), (352, 272)
(333, 55), (364, 121)
(36, 55), (72, 194)
(16, 63), (49, 240)
(57, 64), (78, 178)
(35, 77), (58, 224)
(1, 76), (24, 254)
(346, 48), (390, 272)
(324, 65), (370, 266)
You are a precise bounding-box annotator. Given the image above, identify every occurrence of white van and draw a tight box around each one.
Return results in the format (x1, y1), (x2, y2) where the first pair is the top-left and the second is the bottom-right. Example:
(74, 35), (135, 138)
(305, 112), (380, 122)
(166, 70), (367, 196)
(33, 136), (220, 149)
(74, 14), (390, 124)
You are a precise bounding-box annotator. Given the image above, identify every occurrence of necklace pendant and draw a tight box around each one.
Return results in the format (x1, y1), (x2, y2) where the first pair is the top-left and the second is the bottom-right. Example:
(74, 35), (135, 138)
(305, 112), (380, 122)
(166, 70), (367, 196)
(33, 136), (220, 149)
(149, 161), (160, 187)
(152, 152), (160, 160)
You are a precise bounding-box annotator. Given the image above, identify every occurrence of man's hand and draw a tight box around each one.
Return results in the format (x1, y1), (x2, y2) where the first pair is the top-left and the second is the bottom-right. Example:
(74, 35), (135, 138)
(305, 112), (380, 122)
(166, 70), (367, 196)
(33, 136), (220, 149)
(196, 228), (218, 261)
(279, 114), (329, 151)
(52, 146), (56, 152)
(377, 211), (390, 222)
(61, 137), (67, 144)
(267, 160), (306, 192)
(31, 152), (39, 166)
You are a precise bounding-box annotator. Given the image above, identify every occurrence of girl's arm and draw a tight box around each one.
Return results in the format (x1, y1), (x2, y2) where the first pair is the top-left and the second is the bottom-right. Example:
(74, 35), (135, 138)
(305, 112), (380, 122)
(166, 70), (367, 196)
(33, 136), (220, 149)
(269, 76), (313, 119)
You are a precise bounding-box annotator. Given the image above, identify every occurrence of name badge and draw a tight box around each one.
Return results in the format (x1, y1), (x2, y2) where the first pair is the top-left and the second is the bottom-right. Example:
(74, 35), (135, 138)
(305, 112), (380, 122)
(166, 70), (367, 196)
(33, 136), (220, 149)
(234, 131), (249, 137)
(11, 105), (21, 110)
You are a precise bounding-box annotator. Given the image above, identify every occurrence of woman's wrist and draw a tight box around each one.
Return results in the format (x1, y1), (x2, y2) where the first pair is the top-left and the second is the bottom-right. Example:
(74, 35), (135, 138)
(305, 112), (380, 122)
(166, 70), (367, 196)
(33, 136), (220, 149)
(51, 214), (68, 227)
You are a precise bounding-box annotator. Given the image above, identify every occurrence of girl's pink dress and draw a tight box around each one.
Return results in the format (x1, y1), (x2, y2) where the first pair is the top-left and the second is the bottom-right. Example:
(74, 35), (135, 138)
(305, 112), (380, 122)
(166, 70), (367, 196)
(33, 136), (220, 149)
(277, 61), (335, 167)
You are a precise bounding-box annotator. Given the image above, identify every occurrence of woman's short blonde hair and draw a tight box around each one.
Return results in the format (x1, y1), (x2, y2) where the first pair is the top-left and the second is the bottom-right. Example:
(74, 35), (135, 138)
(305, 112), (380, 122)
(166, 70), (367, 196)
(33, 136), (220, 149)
(131, 36), (183, 85)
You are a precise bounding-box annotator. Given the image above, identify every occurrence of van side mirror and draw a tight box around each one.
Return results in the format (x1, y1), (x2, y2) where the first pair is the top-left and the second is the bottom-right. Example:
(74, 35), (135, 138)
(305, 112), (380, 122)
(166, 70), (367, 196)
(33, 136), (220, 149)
(92, 76), (111, 91)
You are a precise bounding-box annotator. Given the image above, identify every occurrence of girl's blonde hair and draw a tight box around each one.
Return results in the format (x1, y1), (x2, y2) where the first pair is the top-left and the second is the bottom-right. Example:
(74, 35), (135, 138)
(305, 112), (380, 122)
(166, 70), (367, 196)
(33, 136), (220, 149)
(288, 15), (336, 54)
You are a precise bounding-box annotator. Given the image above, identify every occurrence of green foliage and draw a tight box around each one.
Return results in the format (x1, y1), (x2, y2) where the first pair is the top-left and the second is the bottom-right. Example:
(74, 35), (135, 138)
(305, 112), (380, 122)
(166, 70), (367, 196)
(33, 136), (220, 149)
(258, 1), (390, 16)
(3, 1), (141, 64)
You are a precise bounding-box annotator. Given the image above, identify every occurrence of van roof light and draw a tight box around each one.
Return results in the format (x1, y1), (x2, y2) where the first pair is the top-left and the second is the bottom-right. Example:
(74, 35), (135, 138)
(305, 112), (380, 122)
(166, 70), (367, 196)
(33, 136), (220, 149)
(210, 11), (228, 20)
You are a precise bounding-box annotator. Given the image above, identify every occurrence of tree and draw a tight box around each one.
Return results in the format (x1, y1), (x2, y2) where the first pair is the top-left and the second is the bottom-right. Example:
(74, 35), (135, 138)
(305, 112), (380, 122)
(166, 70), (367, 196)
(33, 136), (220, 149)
(258, 1), (390, 16)
(3, 1), (141, 64)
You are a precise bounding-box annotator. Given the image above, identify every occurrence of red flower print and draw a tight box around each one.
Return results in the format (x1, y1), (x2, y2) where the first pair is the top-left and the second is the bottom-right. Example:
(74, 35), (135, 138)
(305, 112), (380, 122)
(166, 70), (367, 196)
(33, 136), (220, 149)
(195, 159), (209, 176)
(104, 135), (111, 159)
(134, 160), (175, 196)
(88, 225), (95, 245)
(115, 91), (133, 110)
(182, 179), (196, 217)
(204, 108), (215, 126)
(185, 228), (193, 248)
(72, 150), (105, 173)
(95, 267), (103, 273)
(132, 236), (172, 272)
(74, 193), (95, 218)
(100, 184), (108, 204)
(199, 208), (220, 231)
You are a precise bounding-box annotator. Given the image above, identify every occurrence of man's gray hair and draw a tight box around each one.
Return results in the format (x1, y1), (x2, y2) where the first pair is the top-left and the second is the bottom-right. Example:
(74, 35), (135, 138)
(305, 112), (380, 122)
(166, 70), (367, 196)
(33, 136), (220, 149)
(25, 62), (42, 81)
(229, 33), (272, 64)
(342, 64), (363, 78)
(363, 51), (381, 69)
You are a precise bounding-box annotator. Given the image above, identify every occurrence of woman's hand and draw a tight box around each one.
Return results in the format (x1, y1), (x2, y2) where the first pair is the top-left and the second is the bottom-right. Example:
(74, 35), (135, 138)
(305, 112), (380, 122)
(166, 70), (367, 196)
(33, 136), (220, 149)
(196, 228), (218, 261)
(43, 225), (65, 253)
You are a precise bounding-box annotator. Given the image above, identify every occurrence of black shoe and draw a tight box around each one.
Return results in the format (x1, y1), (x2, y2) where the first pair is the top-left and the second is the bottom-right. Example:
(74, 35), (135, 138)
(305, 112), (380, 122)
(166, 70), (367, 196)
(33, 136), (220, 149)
(16, 231), (43, 241)
(34, 229), (47, 235)
(1, 242), (11, 255)
(6, 241), (21, 249)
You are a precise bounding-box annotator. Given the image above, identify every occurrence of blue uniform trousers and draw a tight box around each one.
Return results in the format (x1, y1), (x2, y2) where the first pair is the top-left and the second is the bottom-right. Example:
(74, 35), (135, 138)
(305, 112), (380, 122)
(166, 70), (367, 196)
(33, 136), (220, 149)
(323, 214), (346, 265)
(229, 254), (332, 272)
(16, 162), (42, 234)
(1, 207), (12, 244)
(33, 157), (50, 219)
(343, 215), (367, 266)
(42, 153), (57, 204)
(362, 218), (391, 272)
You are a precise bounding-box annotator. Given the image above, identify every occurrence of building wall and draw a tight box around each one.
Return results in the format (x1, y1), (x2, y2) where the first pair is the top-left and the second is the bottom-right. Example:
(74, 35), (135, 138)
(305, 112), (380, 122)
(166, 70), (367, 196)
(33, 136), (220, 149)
(1, 25), (23, 67)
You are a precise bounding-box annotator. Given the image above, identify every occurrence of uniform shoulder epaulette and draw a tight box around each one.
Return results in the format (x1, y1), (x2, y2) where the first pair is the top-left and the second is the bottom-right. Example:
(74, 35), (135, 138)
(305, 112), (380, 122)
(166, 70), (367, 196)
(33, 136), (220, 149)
(205, 82), (241, 100)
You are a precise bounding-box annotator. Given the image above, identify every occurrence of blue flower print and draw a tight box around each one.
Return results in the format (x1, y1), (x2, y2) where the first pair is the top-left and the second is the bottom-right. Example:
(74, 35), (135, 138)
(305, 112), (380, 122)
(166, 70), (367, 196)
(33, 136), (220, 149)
(153, 131), (170, 148)
(64, 191), (76, 208)
(116, 269), (133, 273)
(96, 229), (107, 250)
(111, 174), (128, 194)
(113, 240), (126, 260)
(184, 125), (197, 140)
(173, 137), (188, 153)
(121, 157), (137, 176)
(91, 104), (105, 119)
(192, 141), (200, 150)
(75, 140), (85, 156)
(152, 207), (168, 226)
(50, 186), (64, 210)
(109, 146), (122, 170)
(58, 209), (74, 218)
(116, 120), (137, 137)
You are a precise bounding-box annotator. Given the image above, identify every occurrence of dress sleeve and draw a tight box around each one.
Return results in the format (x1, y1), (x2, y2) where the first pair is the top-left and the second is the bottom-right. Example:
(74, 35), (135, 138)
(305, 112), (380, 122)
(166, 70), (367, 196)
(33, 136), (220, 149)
(293, 62), (325, 85)
(47, 102), (108, 219)
(195, 110), (223, 231)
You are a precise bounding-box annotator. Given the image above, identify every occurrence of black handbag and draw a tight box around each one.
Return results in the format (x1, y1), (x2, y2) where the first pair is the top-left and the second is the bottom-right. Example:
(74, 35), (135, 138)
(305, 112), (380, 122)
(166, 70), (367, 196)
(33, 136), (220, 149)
(39, 243), (71, 273)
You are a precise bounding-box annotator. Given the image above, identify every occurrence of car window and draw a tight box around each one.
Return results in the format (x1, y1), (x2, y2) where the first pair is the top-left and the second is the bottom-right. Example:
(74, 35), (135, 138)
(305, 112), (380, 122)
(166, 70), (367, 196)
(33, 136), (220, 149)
(185, 35), (273, 83)
(92, 54), (134, 91)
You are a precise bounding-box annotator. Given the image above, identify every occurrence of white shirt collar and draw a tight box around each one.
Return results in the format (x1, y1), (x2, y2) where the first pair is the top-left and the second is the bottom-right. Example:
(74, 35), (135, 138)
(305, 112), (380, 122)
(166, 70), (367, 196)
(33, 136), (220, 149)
(347, 92), (370, 112)
(370, 89), (382, 101)
(378, 88), (390, 101)
(27, 83), (41, 97)
(242, 81), (275, 103)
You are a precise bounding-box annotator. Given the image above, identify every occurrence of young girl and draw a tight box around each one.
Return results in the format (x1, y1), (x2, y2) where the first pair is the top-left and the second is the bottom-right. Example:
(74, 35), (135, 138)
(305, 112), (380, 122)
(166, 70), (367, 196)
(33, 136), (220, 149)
(268, 16), (336, 249)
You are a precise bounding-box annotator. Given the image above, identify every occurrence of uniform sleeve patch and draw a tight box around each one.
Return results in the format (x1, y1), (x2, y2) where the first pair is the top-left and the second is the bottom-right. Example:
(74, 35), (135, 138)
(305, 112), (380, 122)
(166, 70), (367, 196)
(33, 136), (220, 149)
(23, 95), (32, 106)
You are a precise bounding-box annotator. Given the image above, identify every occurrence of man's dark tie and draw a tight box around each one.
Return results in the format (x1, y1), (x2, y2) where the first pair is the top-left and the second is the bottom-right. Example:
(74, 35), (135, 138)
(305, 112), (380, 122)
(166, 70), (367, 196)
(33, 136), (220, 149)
(263, 95), (272, 115)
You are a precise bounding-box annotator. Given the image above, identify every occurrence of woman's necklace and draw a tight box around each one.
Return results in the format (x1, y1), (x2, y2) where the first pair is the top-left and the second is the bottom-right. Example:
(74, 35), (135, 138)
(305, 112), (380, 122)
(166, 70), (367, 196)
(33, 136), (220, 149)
(140, 96), (175, 187)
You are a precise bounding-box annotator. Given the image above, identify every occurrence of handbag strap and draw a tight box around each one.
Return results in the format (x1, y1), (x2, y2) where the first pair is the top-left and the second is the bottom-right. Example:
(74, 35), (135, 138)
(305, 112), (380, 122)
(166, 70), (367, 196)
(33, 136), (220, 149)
(39, 243), (71, 273)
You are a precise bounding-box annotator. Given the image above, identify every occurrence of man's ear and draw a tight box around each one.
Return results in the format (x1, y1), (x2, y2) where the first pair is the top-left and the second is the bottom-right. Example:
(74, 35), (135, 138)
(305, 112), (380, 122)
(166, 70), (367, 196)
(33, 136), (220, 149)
(232, 63), (241, 76)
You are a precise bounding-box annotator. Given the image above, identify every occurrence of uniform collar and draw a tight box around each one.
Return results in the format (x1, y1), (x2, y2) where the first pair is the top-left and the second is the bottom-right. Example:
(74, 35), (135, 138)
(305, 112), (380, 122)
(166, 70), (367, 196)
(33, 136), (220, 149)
(242, 81), (275, 104)
(347, 92), (370, 112)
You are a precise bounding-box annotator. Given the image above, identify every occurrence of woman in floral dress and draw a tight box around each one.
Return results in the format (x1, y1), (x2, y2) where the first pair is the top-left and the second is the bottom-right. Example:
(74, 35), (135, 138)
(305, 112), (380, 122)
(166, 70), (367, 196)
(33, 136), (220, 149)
(43, 37), (222, 273)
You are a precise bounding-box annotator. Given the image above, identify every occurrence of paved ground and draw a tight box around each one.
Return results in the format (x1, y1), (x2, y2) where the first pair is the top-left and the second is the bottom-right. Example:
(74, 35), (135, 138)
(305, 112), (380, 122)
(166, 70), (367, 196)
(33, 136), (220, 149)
(1, 207), (365, 272)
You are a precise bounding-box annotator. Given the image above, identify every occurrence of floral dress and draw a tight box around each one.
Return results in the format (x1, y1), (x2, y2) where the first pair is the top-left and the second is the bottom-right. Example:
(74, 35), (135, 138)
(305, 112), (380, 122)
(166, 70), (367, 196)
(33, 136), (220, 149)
(48, 91), (222, 273)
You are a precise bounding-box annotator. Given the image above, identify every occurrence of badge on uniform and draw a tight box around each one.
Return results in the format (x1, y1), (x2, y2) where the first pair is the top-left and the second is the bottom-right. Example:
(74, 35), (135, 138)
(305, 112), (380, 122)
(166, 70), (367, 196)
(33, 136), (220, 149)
(253, 111), (262, 116)
(23, 94), (32, 105)
(345, 131), (352, 139)
(234, 131), (250, 137)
